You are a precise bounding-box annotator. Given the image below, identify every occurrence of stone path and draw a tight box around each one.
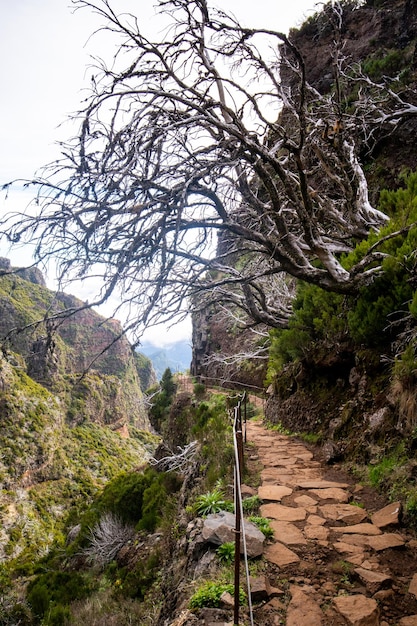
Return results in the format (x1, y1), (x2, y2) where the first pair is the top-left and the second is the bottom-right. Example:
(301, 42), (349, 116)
(245, 420), (417, 626)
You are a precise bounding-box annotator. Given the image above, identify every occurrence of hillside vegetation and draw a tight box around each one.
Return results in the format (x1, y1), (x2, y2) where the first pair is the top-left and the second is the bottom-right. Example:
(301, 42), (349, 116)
(0, 265), (160, 622)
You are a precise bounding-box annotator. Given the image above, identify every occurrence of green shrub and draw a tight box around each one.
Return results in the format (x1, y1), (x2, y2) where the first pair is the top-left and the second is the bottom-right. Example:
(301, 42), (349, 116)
(268, 171), (417, 378)
(192, 393), (235, 487)
(193, 382), (206, 398)
(216, 542), (235, 565)
(242, 495), (262, 514)
(248, 516), (274, 540)
(27, 571), (92, 621)
(148, 368), (177, 431)
(114, 550), (161, 599)
(43, 604), (72, 625)
(362, 48), (409, 81)
(192, 489), (232, 516)
(189, 580), (246, 609)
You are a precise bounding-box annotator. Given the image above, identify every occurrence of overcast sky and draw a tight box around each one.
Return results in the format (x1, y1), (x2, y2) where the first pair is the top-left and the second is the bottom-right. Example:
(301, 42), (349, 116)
(0, 0), (319, 346)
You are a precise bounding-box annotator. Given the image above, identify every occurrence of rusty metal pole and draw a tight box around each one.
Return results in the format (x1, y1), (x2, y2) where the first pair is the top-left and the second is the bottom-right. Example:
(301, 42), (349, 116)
(233, 462), (241, 626)
(234, 402), (244, 625)
(243, 391), (248, 443)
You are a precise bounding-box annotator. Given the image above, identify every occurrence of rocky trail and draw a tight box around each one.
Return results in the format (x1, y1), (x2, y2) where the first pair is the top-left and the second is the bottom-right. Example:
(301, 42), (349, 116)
(240, 419), (417, 626)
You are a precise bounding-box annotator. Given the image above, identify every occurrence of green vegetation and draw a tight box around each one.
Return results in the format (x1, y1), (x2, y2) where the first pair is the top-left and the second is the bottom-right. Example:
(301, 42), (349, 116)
(268, 171), (417, 377)
(28, 571), (93, 623)
(216, 542), (235, 565)
(148, 367), (177, 432)
(189, 580), (246, 609)
(362, 47), (412, 82)
(192, 488), (233, 516)
(242, 494), (262, 514)
(248, 516), (274, 540)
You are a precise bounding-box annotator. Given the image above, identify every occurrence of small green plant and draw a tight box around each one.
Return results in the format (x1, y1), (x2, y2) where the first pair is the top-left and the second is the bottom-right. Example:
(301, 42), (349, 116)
(242, 494), (262, 514)
(216, 542), (235, 565)
(332, 560), (354, 586)
(189, 580), (246, 609)
(192, 489), (232, 516)
(266, 422), (292, 436)
(300, 432), (322, 445)
(249, 516), (274, 540)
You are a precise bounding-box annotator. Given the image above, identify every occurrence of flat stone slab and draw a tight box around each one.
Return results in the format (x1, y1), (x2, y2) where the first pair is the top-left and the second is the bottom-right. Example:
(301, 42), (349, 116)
(291, 450), (314, 461)
(294, 495), (317, 507)
(307, 514), (327, 526)
(309, 488), (349, 503)
(261, 469), (294, 483)
(260, 503), (306, 522)
(296, 480), (349, 489)
(304, 525), (329, 541)
(258, 485), (293, 501)
(270, 520), (308, 545)
(339, 534), (371, 547)
(333, 541), (367, 555)
(331, 523), (381, 536)
(265, 542), (300, 567)
(371, 501), (402, 528)
(354, 567), (392, 594)
(367, 533), (405, 551)
(333, 594), (379, 626)
(287, 586), (323, 626)
(320, 504), (368, 525)
(346, 553), (369, 566)
(399, 616), (417, 626)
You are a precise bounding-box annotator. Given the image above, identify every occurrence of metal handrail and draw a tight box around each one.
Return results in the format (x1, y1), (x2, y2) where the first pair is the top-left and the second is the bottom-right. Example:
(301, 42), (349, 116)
(231, 391), (254, 626)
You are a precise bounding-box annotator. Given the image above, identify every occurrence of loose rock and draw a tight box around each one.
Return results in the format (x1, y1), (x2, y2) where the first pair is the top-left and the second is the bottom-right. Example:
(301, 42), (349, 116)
(333, 594), (380, 626)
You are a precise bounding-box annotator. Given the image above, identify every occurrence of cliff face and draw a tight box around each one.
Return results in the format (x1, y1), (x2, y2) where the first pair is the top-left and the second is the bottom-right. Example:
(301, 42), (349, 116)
(191, 303), (267, 392)
(191, 0), (417, 390)
(288, 0), (417, 195)
(0, 258), (153, 429)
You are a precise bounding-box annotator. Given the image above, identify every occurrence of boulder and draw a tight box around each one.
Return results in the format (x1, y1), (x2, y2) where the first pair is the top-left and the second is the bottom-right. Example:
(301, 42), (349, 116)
(249, 575), (272, 602)
(201, 511), (264, 557)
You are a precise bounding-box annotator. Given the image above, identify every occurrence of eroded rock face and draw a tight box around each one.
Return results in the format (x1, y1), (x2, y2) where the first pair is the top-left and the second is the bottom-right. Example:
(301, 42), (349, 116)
(201, 511), (265, 557)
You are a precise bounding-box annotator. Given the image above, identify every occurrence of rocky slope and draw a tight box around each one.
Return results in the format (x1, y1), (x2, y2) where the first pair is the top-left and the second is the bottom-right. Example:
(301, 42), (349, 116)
(0, 259), (159, 583)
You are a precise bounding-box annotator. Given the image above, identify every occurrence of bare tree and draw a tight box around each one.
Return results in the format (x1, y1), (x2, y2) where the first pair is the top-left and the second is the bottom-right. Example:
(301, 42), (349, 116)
(2, 0), (416, 337)
(84, 512), (135, 567)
